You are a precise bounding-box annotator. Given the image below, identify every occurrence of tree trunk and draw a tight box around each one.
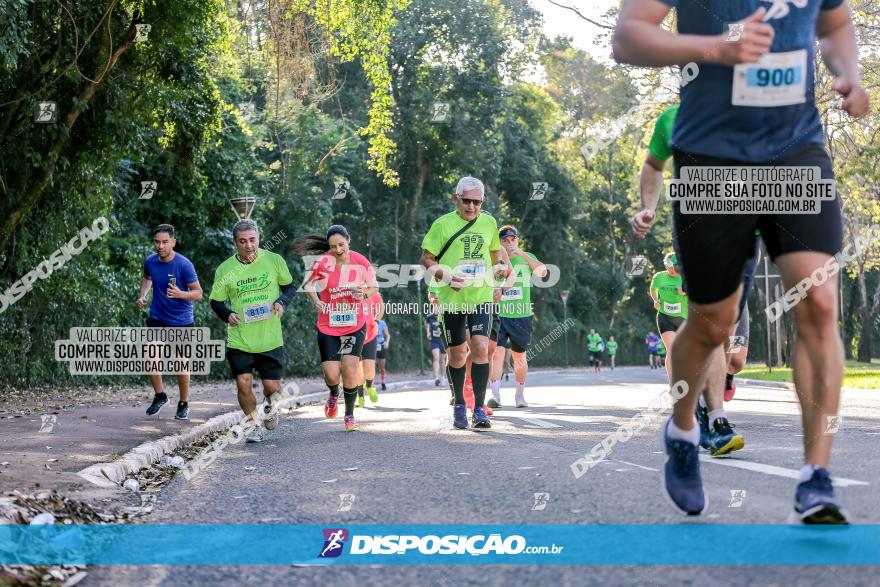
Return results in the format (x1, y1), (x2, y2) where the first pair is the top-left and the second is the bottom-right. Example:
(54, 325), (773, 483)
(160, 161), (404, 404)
(855, 258), (872, 362)
(0, 11), (139, 251)
(406, 143), (428, 235)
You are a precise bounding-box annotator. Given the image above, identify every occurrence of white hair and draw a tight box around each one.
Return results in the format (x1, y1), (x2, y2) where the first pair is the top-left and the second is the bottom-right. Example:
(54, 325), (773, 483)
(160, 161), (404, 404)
(454, 176), (485, 197)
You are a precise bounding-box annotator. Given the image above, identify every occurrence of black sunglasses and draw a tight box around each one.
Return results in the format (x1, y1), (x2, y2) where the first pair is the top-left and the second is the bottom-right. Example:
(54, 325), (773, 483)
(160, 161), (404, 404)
(459, 197), (483, 207)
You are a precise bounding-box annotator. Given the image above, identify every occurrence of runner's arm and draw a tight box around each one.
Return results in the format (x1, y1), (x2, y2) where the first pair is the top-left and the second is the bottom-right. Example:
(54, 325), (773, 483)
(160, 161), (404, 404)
(420, 250), (445, 282)
(613, 1), (774, 67)
(274, 282), (296, 308)
(210, 299), (234, 323)
(817, 3), (870, 118)
(137, 275), (151, 307)
(633, 155), (667, 239)
(493, 247), (512, 280)
(640, 154), (666, 212)
(520, 251), (547, 278)
(649, 285), (661, 307)
(169, 280), (203, 301)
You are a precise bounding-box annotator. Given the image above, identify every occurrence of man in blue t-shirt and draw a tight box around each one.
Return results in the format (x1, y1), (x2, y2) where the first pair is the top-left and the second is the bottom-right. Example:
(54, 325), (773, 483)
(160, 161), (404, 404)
(137, 224), (203, 419)
(375, 319), (390, 390)
(614, 0), (869, 523)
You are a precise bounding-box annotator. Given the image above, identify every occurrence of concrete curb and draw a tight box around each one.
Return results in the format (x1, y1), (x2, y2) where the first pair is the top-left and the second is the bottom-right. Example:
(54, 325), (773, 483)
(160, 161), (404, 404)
(736, 377), (793, 391)
(75, 378), (429, 489)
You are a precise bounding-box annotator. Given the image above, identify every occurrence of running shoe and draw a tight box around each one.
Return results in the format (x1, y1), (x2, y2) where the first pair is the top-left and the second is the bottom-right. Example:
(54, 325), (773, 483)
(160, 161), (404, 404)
(453, 404), (468, 429)
(174, 401), (189, 421)
(792, 468), (848, 524)
(324, 394), (339, 419)
(724, 374), (736, 402)
(515, 390), (528, 408)
(488, 387), (502, 409)
(146, 393), (168, 416)
(709, 418), (744, 456)
(344, 415), (359, 432)
(367, 385), (378, 403)
(463, 377), (475, 410)
(696, 404), (711, 450)
(245, 426), (267, 443)
(483, 404), (494, 416)
(263, 402), (279, 431)
(661, 419), (706, 516)
(357, 395), (365, 408)
(435, 378), (441, 387)
(472, 406), (491, 429)
(381, 382), (387, 391)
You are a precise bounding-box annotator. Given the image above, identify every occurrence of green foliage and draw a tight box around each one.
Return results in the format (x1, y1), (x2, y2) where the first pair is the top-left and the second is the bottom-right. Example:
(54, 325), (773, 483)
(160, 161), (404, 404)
(1, 0), (878, 390)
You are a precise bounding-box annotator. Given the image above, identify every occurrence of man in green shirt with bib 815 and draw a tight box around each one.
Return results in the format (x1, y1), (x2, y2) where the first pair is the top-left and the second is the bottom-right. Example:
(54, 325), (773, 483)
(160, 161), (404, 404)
(209, 219), (295, 443)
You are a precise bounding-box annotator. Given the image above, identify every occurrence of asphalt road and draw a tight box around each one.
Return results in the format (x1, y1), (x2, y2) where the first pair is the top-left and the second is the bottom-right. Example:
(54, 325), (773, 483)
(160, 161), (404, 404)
(87, 367), (880, 586)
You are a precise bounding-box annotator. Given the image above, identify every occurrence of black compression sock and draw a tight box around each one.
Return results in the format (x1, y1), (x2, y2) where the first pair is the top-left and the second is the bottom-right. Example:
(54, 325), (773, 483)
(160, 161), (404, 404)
(328, 383), (341, 397)
(726, 373), (734, 387)
(449, 365), (466, 405)
(366, 379), (373, 388)
(357, 385), (364, 398)
(343, 387), (357, 416)
(470, 362), (489, 408)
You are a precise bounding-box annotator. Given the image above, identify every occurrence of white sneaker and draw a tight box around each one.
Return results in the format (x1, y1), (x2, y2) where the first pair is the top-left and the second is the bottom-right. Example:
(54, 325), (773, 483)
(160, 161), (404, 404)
(515, 391), (528, 408)
(263, 402), (279, 431)
(245, 425), (267, 443)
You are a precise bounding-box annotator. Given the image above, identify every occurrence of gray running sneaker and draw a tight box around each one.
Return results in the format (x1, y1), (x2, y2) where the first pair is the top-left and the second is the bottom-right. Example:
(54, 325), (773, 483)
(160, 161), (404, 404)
(245, 425), (267, 443)
(263, 402), (279, 431)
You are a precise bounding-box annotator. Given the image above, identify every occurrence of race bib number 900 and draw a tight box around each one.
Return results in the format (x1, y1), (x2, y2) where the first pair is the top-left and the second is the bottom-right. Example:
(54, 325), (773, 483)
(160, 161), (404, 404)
(732, 50), (807, 107)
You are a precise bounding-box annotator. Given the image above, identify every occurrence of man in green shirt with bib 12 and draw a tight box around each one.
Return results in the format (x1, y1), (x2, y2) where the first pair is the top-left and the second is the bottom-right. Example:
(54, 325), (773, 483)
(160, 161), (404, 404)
(420, 176), (508, 430)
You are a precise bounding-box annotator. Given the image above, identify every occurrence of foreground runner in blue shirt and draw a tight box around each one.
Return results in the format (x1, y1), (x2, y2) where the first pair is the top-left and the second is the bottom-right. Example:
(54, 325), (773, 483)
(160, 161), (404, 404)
(614, 0), (869, 523)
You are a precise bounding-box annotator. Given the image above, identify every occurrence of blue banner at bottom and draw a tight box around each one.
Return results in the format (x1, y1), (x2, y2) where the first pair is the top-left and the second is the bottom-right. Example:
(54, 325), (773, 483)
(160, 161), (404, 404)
(1, 524), (878, 565)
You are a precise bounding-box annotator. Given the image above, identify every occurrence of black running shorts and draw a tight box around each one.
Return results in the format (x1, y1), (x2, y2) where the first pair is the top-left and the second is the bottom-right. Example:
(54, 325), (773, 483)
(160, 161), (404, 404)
(496, 316), (533, 353)
(361, 336), (378, 361)
(227, 346), (284, 380)
(656, 312), (685, 335)
(672, 143), (841, 305)
(442, 304), (494, 347)
(317, 325), (367, 362)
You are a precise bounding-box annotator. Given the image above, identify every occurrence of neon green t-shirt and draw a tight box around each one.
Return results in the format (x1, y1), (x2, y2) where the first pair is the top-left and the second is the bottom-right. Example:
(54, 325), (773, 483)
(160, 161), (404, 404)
(587, 333), (602, 352)
(209, 249), (293, 353)
(648, 105), (679, 162)
(499, 253), (536, 318)
(421, 211), (501, 312)
(650, 270), (688, 319)
(657, 341), (667, 356)
(606, 340), (618, 355)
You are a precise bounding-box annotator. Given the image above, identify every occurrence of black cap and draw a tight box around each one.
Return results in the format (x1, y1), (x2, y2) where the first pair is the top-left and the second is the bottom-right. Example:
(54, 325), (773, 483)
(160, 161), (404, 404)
(499, 227), (518, 239)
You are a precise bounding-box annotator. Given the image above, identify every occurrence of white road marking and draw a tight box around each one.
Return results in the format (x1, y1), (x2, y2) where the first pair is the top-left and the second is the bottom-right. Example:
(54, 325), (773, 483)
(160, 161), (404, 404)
(614, 459), (660, 472)
(513, 417), (562, 429)
(699, 455), (869, 487)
